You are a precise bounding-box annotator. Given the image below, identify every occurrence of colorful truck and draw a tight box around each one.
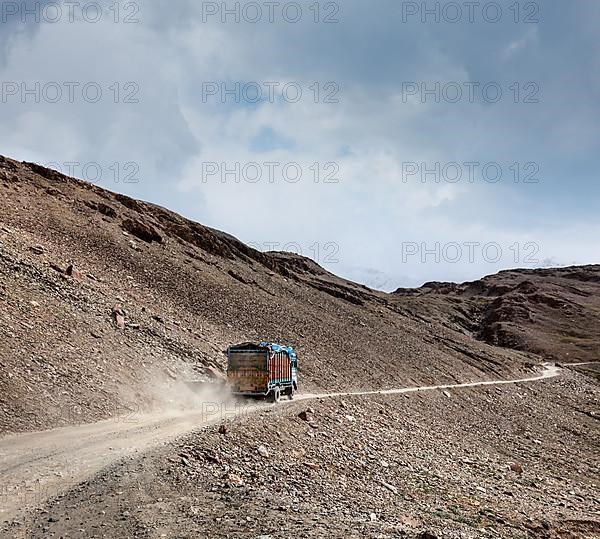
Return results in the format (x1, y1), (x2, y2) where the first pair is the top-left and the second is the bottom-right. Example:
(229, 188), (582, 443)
(226, 342), (298, 402)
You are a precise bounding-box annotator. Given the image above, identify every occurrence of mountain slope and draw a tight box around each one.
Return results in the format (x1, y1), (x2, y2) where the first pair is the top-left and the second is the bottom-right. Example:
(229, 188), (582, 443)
(393, 266), (600, 364)
(0, 156), (594, 433)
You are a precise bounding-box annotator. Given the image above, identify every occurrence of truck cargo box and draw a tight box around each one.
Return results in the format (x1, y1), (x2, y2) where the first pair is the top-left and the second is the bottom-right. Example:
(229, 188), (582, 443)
(226, 342), (298, 402)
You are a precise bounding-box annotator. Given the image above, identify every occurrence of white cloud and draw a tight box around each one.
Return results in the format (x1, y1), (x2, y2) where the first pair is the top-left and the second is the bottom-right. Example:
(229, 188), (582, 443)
(501, 27), (538, 61)
(0, 1), (598, 288)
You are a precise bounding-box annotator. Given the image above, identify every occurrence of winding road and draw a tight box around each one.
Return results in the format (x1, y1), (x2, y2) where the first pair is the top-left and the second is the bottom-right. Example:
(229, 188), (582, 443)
(0, 363), (567, 523)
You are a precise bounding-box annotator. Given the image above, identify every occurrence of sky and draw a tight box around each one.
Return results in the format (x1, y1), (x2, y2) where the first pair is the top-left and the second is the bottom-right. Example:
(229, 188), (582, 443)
(1, 0), (599, 289)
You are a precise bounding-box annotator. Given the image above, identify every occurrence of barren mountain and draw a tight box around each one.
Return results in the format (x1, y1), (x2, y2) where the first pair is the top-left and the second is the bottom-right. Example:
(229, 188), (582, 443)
(0, 155), (548, 434)
(393, 265), (600, 364)
(0, 156), (598, 538)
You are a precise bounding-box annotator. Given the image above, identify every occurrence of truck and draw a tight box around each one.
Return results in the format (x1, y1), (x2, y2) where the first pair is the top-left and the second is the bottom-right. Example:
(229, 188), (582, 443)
(226, 342), (298, 402)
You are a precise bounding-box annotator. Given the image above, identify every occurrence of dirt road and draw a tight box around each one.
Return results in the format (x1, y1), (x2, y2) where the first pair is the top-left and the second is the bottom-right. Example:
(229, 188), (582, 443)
(0, 363), (563, 524)
(0, 407), (241, 523)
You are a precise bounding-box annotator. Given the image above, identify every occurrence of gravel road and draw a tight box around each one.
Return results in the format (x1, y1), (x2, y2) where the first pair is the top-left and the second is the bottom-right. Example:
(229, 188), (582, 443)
(0, 363), (565, 524)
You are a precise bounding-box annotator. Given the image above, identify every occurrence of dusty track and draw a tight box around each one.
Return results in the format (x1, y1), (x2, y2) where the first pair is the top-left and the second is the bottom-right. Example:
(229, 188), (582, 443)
(299, 362), (562, 400)
(0, 363), (565, 524)
(0, 408), (242, 523)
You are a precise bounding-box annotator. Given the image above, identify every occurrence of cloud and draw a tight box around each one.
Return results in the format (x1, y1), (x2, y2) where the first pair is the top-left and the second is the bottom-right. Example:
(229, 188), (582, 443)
(501, 28), (537, 61)
(501, 27), (538, 61)
(0, 0), (598, 288)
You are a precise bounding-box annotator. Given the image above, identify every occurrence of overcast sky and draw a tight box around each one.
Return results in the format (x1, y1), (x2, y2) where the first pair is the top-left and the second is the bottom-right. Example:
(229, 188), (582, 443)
(1, 0), (599, 289)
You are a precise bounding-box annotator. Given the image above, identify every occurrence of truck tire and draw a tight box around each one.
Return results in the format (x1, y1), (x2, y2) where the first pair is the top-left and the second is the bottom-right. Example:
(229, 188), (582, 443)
(271, 387), (281, 403)
(288, 386), (294, 400)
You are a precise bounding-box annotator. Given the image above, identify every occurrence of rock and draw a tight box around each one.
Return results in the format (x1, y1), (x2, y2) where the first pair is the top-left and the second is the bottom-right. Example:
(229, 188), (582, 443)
(369, 512), (377, 522)
(380, 481), (397, 494)
(115, 314), (125, 329)
(66, 264), (81, 279)
(298, 411), (312, 422)
(225, 472), (244, 486)
(442, 390), (451, 398)
(49, 263), (65, 274)
(203, 452), (221, 465)
(122, 218), (162, 244)
(45, 187), (64, 198)
(218, 424), (228, 435)
(112, 305), (126, 329)
(400, 515), (420, 528)
(97, 203), (117, 218)
(31, 245), (45, 255)
(417, 533), (438, 539)
(257, 445), (269, 458)
(510, 463), (523, 474)
(30, 300), (40, 308)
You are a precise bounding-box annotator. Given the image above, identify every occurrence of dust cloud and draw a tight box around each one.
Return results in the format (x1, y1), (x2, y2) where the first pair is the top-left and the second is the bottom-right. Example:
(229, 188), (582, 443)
(114, 366), (256, 426)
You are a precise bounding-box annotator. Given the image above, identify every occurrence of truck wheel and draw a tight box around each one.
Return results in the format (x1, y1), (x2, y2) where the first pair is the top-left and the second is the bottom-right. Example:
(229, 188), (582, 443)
(288, 386), (294, 400)
(271, 387), (281, 403)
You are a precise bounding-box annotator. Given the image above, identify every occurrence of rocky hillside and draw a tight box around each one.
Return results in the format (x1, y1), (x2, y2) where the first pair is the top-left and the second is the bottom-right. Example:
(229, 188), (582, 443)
(1, 156), (599, 539)
(0, 155), (596, 434)
(393, 266), (600, 364)
(14, 371), (598, 539)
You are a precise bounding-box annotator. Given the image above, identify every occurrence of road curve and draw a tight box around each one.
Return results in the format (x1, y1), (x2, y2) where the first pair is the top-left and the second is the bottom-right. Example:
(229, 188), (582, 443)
(0, 363), (565, 524)
(300, 362), (562, 400)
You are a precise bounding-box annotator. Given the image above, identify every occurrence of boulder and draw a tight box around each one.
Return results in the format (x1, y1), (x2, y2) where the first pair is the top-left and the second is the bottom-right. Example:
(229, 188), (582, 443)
(112, 305), (126, 329)
(122, 218), (162, 244)
(66, 264), (81, 280)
